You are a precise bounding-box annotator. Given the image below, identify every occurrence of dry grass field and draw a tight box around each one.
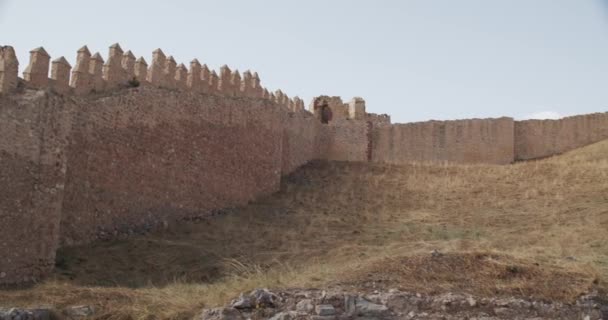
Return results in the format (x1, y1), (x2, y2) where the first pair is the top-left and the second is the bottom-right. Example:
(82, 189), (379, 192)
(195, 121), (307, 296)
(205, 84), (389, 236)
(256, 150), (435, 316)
(2, 140), (608, 319)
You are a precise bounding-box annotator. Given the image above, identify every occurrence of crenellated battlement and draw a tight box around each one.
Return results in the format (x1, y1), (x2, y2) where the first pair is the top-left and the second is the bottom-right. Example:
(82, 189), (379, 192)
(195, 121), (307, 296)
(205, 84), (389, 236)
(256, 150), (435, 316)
(50, 56), (71, 94)
(0, 43), (304, 111)
(0, 46), (19, 94)
(23, 47), (51, 88)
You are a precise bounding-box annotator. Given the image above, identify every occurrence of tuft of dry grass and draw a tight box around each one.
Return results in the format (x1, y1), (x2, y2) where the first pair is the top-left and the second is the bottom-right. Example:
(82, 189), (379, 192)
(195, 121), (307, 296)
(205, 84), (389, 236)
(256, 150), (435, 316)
(1, 140), (608, 319)
(340, 252), (599, 302)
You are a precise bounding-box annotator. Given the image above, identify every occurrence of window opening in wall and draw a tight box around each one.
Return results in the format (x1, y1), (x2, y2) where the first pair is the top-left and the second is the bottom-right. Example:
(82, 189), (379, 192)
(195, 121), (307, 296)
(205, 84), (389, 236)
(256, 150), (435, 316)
(321, 104), (333, 124)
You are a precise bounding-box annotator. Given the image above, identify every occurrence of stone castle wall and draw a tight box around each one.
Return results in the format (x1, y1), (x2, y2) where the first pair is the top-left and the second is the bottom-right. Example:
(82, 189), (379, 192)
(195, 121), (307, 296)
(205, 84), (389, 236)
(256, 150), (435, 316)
(324, 120), (370, 162)
(0, 92), (73, 284)
(515, 113), (608, 160)
(59, 89), (287, 246)
(1, 43), (608, 285)
(372, 118), (516, 165)
(0, 43), (311, 284)
(0, 86), (313, 284)
(281, 112), (325, 175)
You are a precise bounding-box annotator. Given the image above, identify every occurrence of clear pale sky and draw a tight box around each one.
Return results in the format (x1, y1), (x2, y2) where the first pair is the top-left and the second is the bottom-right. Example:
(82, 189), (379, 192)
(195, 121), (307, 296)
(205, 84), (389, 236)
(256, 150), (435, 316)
(1, 0), (607, 123)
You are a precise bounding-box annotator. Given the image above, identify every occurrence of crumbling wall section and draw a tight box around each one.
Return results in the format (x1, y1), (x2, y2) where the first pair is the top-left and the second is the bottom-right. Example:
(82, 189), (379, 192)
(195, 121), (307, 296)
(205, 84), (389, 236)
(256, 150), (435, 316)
(372, 118), (515, 165)
(366, 113), (391, 125)
(309, 96), (349, 122)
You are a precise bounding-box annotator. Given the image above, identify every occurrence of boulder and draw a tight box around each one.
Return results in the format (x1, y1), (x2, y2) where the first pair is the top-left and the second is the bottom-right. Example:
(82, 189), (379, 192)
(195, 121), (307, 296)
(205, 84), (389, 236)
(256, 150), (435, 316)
(200, 307), (244, 320)
(315, 304), (336, 316)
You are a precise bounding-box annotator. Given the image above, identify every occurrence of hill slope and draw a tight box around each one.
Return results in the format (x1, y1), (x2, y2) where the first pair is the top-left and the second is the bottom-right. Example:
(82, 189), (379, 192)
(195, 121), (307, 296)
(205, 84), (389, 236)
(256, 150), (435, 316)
(2, 139), (608, 319)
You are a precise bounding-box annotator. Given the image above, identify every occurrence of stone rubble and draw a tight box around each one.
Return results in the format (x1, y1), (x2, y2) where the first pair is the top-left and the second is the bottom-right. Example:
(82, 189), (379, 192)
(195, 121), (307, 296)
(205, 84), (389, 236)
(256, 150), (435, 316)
(65, 306), (95, 319)
(199, 288), (607, 320)
(0, 308), (51, 320)
(0, 305), (95, 320)
(1, 288), (605, 320)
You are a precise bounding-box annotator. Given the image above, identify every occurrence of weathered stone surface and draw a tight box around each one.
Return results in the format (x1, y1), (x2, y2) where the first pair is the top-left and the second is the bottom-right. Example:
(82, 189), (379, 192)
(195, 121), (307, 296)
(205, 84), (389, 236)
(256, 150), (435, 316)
(51, 56), (71, 94)
(121, 50), (136, 80)
(324, 120), (369, 162)
(200, 64), (211, 93)
(315, 305), (336, 316)
(164, 56), (177, 89)
(0, 46), (19, 94)
(210, 70), (220, 93)
(268, 311), (300, 320)
(348, 97), (366, 120)
(251, 288), (281, 308)
(515, 113), (608, 161)
(231, 70), (241, 97)
(344, 295), (356, 315)
(252, 72), (263, 98)
(231, 294), (254, 310)
(372, 117), (516, 165)
(355, 297), (389, 317)
(218, 65), (232, 96)
(147, 48), (166, 86)
(0, 308), (52, 320)
(187, 59), (202, 92)
(57, 87), (290, 246)
(275, 90), (285, 107)
(134, 57), (148, 83)
(88, 52), (105, 92)
(65, 305), (94, 319)
(1, 86), (323, 283)
(23, 47), (50, 88)
(296, 299), (315, 313)
(71, 46), (91, 94)
(0, 91), (73, 285)
(241, 70), (253, 97)
(175, 63), (188, 90)
(201, 288), (606, 320)
(102, 43), (125, 89)
(200, 308), (243, 320)
(310, 96), (348, 122)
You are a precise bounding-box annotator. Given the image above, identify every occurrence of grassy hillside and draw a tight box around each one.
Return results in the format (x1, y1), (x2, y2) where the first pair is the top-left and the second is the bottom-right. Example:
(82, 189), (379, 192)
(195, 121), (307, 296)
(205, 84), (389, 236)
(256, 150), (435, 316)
(2, 140), (608, 319)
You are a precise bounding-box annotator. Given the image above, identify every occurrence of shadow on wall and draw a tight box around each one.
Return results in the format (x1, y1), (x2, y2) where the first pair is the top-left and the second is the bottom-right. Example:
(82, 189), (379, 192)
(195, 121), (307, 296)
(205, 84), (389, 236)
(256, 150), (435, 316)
(321, 104), (332, 124)
(0, 86), (321, 286)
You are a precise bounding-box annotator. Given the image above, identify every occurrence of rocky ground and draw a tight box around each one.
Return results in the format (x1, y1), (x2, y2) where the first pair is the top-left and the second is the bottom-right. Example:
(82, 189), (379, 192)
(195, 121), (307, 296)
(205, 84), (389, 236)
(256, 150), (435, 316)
(3, 287), (606, 319)
(201, 288), (607, 320)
